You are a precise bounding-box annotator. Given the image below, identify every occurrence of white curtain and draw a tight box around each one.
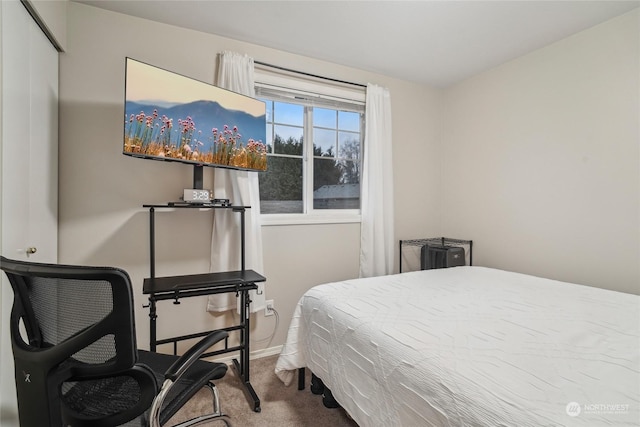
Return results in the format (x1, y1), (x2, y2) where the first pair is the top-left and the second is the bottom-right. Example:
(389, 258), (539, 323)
(207, 51), (266, 313)
(360, 84), (394, 277)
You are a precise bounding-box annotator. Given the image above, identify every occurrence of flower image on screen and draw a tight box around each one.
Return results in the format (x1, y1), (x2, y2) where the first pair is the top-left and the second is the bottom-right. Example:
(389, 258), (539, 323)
(123, 58), (267, 171)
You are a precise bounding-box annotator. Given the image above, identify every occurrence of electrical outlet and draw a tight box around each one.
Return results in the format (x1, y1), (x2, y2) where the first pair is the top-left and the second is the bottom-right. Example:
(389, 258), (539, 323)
(265, 299), (275, 317)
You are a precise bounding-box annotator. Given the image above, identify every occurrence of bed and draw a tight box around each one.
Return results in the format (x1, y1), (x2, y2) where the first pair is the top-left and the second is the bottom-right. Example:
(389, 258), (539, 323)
(275, 266), (639, 426)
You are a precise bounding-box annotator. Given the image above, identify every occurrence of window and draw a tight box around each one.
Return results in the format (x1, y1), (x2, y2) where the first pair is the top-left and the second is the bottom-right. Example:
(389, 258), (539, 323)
(256, 81), (365, 222)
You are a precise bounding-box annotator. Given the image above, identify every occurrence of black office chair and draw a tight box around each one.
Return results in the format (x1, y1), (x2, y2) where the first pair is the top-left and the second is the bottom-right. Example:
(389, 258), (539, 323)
(0, 256), (232, 427)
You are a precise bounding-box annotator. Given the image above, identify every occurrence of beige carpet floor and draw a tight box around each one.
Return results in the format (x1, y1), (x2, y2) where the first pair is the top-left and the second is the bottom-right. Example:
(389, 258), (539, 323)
(168, 355), (359, 426)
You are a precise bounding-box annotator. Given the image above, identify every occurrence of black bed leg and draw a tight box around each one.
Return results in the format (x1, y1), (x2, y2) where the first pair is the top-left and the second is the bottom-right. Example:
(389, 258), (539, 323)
(298, 367), (305, 390)
(322, 387), (340, 409)
(310, 373), (325, 395)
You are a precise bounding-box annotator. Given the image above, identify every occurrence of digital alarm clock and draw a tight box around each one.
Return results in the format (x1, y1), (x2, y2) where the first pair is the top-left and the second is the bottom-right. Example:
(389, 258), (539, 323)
(183, 189), (212, 203)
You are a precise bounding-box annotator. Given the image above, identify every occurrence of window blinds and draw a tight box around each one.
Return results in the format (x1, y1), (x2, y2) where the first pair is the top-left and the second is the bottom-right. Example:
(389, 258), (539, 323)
(254, 64), (365, 112)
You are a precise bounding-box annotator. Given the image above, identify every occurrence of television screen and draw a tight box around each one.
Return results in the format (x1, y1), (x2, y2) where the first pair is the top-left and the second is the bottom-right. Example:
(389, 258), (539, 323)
(123, 58), (267, 172)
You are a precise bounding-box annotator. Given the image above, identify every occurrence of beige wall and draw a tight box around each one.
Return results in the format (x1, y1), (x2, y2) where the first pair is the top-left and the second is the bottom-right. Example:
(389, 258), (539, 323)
(59, 2), (441, 352)
(59, 3), (639, 357)
(441, 10), (639, 294)
(26, 0), (67, 51)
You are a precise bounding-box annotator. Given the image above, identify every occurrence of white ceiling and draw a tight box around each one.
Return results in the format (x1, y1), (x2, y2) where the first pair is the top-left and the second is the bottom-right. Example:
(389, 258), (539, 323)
(73, 0), (639, 87)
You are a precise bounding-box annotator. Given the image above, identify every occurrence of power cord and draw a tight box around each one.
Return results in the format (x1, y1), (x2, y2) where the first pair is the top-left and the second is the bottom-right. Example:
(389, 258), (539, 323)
(252, 308), (279, 349)
(230, 306), (280, 350)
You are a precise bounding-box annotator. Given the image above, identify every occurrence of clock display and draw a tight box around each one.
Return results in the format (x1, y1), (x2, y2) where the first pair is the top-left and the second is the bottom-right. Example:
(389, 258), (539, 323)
(183, 189), (212, 203)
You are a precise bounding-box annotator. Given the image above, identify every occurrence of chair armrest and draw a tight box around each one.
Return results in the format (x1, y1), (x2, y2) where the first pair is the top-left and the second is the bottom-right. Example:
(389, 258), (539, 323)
(149, 330), (228, 427)
(165, 329), (228, 381)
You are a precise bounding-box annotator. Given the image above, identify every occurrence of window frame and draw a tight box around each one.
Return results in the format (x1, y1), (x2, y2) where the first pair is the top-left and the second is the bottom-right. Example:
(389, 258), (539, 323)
(255, 70), (365, 226)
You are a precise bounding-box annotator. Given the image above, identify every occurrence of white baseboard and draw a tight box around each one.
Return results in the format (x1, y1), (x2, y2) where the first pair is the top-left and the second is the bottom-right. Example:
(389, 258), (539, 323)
(249, 344), (283, 360)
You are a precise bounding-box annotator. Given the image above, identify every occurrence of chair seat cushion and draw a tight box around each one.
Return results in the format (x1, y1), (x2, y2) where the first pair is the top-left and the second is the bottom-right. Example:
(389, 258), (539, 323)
(62, 374), (144, 418)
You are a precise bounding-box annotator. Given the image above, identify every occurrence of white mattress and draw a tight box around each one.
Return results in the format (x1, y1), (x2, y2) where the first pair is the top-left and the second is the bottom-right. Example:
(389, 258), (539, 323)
(275, 266), (640, 426)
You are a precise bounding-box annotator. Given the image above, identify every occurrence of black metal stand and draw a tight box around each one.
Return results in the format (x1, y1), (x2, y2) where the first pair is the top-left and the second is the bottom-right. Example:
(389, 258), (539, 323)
(399, 237), (473, 273)
(142, 203), (265, 412)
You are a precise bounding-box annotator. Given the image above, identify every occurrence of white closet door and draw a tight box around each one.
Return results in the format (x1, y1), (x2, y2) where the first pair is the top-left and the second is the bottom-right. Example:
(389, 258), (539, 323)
(26, 3), (59, 262)
(1, 0), (30, 261)
(1, 1), (59, 425)
(1, 0), (58, 262)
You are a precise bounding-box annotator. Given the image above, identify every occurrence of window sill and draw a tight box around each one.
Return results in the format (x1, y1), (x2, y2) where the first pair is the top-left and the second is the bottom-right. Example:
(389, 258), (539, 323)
(260, 213), (361, 226)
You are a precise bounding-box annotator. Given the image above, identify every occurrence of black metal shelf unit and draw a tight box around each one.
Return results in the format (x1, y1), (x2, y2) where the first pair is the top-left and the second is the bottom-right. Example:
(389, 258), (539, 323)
(142, 203), (265, 412)
(399, 237), (473, 273)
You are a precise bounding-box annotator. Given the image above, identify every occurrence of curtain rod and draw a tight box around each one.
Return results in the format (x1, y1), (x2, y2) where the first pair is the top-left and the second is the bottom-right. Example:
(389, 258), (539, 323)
(254, 60), (367, 89)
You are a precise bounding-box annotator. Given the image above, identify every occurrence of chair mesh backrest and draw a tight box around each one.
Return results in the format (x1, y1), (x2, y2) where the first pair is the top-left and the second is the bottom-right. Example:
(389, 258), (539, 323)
(2, 257), (138, 378)
(1, 257), (144, 426)
(29, 276), (116, 364)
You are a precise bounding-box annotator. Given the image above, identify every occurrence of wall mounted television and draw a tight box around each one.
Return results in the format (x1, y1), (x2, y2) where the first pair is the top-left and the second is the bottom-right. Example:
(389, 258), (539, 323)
(123, 58), (267, 190)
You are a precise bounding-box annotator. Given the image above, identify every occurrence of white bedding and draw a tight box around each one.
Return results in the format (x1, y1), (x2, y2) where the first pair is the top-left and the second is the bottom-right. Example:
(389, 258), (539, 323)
(275, 266), (640, 426)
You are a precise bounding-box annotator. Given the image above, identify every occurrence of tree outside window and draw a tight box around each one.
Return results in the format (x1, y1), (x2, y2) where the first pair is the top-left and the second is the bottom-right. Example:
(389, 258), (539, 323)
(258, 97), (363, 215)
